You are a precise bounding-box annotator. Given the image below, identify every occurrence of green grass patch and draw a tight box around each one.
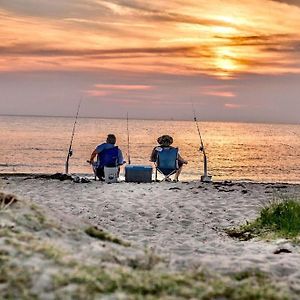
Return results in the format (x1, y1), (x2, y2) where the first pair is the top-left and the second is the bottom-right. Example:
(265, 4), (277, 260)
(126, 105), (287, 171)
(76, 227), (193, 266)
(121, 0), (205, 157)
(85, 226), (130, 247)
(260, 198), (300, 237)
(226, 196), (300, 240)
(0, 263), (38, 300)
(127, 247), (165, 270)
(52, 266), (289, 300)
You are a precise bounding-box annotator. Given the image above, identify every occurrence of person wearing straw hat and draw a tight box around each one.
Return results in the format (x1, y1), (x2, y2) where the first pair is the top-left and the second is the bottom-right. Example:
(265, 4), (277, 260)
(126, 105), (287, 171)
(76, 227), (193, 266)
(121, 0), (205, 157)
(150, 135), (187, 182)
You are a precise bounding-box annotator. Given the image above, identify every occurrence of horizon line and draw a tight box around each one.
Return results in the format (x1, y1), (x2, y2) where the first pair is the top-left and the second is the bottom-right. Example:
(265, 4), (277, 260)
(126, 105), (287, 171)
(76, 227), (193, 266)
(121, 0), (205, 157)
(0, 113), (299, 126)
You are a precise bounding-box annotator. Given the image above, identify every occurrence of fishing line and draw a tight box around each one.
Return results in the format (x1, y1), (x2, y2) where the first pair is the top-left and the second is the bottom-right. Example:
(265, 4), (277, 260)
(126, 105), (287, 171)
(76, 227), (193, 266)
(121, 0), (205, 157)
(126, 112), (131, 165)
(192, 102), (205, 155)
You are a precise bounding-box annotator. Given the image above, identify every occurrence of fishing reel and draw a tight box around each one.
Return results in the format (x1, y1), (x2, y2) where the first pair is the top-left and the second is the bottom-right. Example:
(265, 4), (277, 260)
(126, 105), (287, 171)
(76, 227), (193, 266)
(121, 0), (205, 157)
(69, 149), (73, 157)
(199, 146), (204, 152)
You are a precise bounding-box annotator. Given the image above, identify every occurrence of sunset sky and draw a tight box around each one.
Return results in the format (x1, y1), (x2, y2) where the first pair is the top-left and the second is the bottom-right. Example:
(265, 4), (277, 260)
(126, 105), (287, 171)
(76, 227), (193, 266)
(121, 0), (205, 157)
(0, 0), (300, 123)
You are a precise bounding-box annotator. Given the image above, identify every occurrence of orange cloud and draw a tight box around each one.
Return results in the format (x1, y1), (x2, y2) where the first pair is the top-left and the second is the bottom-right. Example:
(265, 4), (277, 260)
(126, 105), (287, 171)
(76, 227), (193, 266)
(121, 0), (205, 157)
(204, 91), (236, 98)
(85, 90), (111, 97)
(94, 84), (153, 90)
(1, 1), (300, 77)
(201, 85), (236, 98)
(85, 83), (153, 98)
(224, 103), (243, 109)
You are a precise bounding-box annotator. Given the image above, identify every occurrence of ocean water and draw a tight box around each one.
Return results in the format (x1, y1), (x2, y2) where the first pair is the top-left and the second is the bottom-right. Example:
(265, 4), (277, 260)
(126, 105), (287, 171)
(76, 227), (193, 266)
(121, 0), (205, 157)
(0, 115), (299, 183)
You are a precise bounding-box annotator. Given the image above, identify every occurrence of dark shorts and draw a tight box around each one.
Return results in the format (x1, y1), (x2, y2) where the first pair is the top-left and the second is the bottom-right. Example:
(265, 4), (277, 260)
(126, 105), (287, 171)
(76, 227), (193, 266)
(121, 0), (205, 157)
(95, 167), (105, 180)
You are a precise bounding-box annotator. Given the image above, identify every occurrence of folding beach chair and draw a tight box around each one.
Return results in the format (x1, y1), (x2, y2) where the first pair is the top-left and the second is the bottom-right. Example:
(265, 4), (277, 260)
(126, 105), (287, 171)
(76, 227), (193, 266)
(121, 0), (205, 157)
(92, 146), (119, 180)
(155, 147), (179, 181)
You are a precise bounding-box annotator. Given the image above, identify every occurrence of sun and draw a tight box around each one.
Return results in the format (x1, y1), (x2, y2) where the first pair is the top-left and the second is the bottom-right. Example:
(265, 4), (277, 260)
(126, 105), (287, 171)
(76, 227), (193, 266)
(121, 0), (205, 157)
(213, 47), (239, 78)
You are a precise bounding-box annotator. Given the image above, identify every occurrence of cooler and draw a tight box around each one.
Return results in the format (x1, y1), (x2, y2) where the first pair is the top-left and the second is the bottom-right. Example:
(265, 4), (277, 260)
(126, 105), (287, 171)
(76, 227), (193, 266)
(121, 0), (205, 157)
(125, 165), (153, 183)
(104, 166), (119, 183)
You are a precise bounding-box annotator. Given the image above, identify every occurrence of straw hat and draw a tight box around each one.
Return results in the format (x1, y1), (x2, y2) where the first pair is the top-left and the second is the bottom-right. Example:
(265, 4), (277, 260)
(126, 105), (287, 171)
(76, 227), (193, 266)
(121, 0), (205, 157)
(157, 135), (173, 146)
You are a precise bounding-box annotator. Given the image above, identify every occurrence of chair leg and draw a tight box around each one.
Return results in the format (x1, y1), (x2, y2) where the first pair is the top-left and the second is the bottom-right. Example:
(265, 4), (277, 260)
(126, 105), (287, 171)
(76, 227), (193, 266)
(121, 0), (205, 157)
(164, 175), (171, 182)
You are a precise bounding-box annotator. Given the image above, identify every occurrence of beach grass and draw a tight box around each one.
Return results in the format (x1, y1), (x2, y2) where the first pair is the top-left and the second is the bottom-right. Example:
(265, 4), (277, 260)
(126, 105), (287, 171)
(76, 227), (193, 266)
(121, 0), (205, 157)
(0, 191), (294, 299)
(226, 195), (300, 240)
(52, 267), (290, 300)
(259, 197), (300, 237)
(85, 226), (131, 247)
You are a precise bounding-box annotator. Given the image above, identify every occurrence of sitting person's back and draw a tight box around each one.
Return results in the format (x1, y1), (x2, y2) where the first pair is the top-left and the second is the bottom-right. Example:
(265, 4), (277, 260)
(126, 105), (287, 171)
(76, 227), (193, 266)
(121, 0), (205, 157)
(89, 134), (124, 181)
(150, 135), (187, 181)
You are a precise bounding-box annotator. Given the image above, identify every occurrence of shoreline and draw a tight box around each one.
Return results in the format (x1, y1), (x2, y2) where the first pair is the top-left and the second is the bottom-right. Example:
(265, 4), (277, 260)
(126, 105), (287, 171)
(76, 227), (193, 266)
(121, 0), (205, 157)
(1, 172), (300, 185)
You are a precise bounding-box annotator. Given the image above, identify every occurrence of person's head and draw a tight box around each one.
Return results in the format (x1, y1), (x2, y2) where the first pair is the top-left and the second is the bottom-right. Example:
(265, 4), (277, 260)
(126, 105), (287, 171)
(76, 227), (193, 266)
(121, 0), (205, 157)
(106, 134), (116, 145)
(157, 135), (173, 147)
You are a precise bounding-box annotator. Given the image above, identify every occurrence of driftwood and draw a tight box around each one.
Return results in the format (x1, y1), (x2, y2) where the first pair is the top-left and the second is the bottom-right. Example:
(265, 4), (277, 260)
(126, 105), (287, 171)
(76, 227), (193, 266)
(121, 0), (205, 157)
(0, 192), (18, 210)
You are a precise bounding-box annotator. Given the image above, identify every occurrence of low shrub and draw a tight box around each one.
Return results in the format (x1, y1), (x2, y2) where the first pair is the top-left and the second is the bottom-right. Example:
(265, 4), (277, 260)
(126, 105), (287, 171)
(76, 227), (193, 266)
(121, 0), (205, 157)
(226, 196), (300, 240)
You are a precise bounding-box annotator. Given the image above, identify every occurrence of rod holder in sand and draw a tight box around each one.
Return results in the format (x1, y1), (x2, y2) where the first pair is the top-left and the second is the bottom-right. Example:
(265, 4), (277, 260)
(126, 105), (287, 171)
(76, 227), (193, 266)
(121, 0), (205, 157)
(192, 104), (212, 183)
(201, 153), (212, 183)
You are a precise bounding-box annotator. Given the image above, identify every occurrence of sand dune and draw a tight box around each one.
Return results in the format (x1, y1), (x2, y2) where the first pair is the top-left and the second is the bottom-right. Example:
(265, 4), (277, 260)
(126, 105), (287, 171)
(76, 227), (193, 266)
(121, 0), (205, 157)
(1, 175), (300, 295)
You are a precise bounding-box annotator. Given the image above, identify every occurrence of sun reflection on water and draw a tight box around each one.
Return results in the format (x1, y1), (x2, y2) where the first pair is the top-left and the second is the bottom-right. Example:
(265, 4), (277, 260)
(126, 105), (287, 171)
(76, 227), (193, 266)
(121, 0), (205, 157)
(0, 116), (299, 183)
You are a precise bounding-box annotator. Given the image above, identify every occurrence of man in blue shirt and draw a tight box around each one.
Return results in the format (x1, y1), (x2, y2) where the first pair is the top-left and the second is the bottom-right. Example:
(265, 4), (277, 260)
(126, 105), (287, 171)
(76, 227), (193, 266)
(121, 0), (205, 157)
(88, 134), (124, 181)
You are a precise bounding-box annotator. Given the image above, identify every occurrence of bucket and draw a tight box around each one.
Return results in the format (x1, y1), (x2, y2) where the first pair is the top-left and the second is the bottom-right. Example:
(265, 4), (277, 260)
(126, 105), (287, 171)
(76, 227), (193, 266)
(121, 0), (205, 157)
(104, 166), (118, 183)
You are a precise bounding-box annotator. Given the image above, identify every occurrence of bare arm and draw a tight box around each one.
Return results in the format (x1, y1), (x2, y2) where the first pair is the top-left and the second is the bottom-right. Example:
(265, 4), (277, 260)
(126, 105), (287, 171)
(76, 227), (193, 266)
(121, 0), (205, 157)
(150, 148), (157, 162)
(178, 153), (188, 164)
(88, 149), (98, 164)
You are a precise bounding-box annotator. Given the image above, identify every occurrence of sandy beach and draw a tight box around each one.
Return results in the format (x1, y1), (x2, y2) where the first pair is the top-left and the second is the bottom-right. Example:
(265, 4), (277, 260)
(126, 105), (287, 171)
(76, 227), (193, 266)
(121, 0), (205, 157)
(1, 174), (300, 298)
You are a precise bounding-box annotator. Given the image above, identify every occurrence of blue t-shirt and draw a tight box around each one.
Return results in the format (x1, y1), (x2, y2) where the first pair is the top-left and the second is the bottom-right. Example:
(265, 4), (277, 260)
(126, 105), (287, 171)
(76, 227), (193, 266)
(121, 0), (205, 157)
(95, 143), (124, 167)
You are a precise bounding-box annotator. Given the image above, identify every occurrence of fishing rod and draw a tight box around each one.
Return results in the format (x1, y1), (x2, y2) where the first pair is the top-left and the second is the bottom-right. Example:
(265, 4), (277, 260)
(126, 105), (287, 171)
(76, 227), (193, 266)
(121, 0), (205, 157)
(192, 103), (212, 182)
(126, 112), (131, 165)
(192, 104), (206, 156)
(65, 98), (82, 174)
